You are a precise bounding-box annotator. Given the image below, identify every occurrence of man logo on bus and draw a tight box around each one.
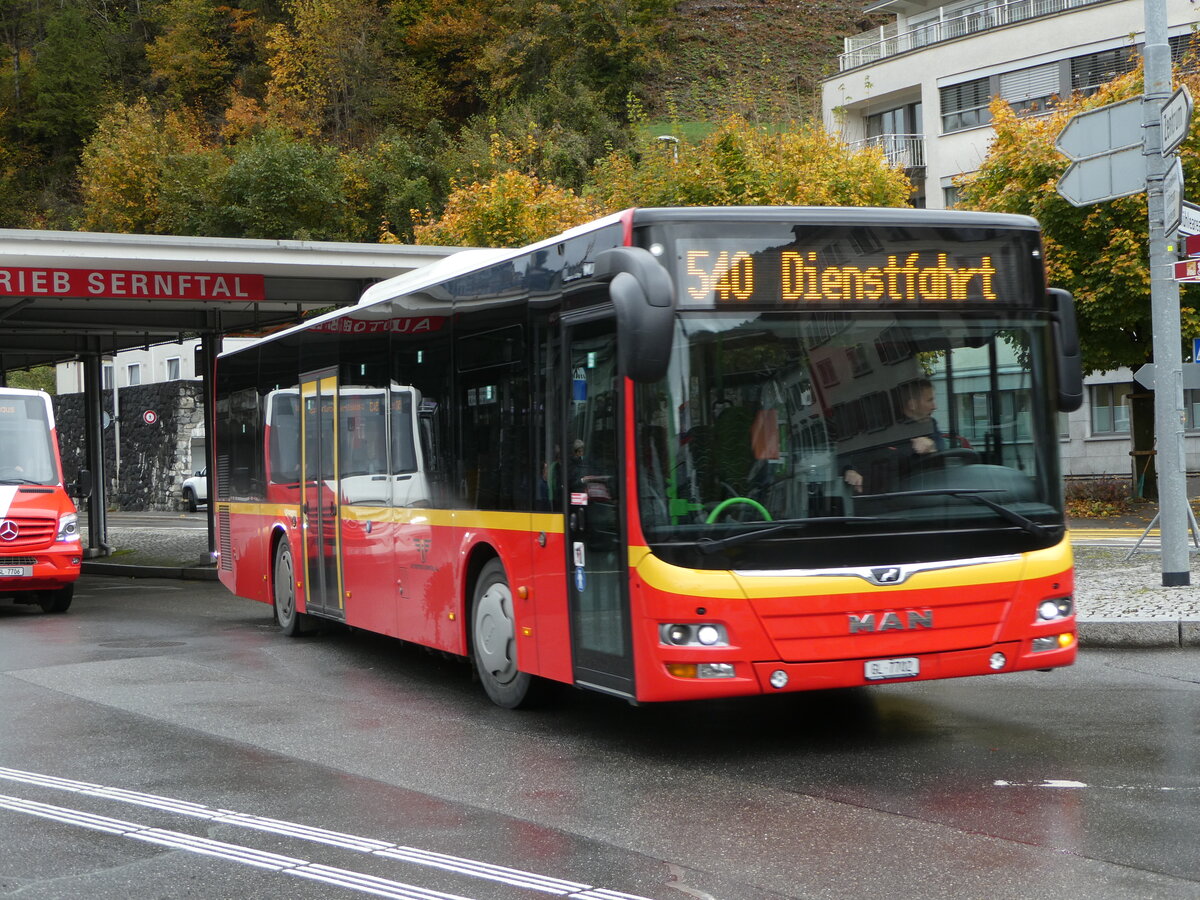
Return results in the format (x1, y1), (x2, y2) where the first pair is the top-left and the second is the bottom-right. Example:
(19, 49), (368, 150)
(849, 610), (934, 633)
(0, 520), (18, 541)
(871, 566), (904, 584)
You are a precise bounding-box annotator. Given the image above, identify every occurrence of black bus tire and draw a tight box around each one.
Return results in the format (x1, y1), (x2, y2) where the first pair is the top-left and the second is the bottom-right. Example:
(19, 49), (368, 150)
(471, 559), (538, 708)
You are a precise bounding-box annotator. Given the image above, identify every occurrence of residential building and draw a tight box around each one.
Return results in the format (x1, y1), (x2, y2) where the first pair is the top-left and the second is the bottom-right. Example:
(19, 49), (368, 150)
(821, 0), (1200, 484)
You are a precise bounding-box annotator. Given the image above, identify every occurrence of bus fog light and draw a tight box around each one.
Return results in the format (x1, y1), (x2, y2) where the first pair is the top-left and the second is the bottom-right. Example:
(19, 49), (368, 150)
(697, 663), (735, 679)
(1038, 598), (1073, 621)
(769, 669), (789, 689)
(989, 652), (1007, 671)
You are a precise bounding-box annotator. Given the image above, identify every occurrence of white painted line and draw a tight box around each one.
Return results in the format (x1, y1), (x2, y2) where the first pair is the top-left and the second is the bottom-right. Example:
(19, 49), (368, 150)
(0, 766), (659, 899)
(0, 792), (474, 899)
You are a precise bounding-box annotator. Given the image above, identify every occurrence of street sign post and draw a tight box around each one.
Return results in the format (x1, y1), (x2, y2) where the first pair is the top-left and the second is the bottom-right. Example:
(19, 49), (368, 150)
(1160, 85), (1193, 156)
(1057, 145), (1148, 207)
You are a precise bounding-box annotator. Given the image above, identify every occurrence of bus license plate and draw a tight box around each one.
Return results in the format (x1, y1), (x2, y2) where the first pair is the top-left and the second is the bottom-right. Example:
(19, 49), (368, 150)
(0, 566), (31, 577)
(865, 657), (919, 681)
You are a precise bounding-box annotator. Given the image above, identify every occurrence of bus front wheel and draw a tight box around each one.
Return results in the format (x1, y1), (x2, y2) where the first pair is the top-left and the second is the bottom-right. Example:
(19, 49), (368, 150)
(38, 583), (73, 614)
(471, 559), (536, 708)
(273, 539), (311, 636)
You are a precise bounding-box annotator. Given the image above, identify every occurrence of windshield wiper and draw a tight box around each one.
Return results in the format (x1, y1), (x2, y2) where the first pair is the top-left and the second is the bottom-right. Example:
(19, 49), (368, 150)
(857, 488), (1052, 538)
(696, 516), (881, 554)
(0, 477), (43, 485)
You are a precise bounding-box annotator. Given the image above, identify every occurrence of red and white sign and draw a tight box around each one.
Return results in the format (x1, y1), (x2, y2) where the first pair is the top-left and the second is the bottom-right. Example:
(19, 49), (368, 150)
(1175, 258), (1200, 282)
(143, 410), (158, 425)
(0, 267), (266, 301)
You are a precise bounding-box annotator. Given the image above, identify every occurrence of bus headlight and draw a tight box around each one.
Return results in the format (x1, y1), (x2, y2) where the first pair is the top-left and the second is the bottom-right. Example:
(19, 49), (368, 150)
(56, 513), (79, 542)
(660, 623), (729, 647)
(1037, 598), (1073, 621)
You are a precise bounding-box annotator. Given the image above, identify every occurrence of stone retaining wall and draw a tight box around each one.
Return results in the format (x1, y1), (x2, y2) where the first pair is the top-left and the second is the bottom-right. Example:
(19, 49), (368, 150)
(54, 382), (205, 511)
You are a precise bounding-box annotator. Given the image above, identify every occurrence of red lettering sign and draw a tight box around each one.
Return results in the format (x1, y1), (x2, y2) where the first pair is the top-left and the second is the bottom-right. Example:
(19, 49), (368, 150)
(0, 267), (266, 301)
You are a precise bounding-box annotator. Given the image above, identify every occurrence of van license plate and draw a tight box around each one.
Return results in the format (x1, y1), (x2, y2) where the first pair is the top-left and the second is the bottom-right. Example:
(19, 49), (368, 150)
(0, 566), (31, 577)
(865, 657), (919, 680)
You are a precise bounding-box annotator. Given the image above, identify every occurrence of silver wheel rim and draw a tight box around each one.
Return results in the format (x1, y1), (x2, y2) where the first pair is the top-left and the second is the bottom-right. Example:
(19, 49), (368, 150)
(275, 546), (295, 624)
(475, 580), (516, 684)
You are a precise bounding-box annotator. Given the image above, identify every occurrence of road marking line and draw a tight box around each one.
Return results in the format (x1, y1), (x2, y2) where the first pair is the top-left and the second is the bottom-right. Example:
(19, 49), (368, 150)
(0, 766), (657, 899)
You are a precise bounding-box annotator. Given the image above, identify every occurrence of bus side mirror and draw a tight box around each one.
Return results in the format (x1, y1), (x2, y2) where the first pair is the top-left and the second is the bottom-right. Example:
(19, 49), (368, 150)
(595, 247), (675, 383)
(74, 468), (93, 499)
(1049, 287), (1083, 412)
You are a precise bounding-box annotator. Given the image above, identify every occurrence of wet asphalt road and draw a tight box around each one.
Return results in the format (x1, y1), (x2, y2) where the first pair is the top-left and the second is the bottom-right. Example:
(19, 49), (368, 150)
(0, 576), (1197, 900)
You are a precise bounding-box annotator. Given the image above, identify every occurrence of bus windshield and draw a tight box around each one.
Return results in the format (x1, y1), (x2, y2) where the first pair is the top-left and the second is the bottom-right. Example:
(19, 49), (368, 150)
(635, 310), (1064, 570)
(0, 395), (58, 485)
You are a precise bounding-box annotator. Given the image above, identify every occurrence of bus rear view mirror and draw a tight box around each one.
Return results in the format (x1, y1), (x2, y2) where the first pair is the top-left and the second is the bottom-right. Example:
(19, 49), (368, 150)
(596, 247), (675, 383)
(1049, 288), (1083, 412)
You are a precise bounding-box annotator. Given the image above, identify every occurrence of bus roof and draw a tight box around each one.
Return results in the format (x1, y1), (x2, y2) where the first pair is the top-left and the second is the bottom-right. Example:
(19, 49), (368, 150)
(218, 206), (1042, 358)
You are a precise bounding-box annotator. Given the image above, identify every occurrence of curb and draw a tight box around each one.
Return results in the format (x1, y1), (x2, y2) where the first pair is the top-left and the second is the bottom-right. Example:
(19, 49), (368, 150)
(1078, 618), (1200, 649)
(82, 562), (219, 581)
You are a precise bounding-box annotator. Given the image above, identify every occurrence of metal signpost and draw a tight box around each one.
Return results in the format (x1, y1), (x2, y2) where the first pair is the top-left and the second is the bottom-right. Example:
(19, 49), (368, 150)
(1056, 0), (1192, 584)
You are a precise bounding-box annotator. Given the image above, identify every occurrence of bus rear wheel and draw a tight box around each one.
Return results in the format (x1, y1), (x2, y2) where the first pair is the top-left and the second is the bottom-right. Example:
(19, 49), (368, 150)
(38, 584), (73, 614)
(471, 559), (537, 708)
(273, 538), (311, 636)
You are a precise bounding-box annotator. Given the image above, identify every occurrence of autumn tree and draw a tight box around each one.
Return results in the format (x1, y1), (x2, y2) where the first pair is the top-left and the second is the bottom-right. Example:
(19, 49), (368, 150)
(586, 115), (914, 209)
(413, 169), (600, 247)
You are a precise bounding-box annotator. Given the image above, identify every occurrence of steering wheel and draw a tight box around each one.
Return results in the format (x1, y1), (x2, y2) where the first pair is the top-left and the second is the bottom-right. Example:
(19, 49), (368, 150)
(706, 496), (773, 524)
(910, 447), (980, 470)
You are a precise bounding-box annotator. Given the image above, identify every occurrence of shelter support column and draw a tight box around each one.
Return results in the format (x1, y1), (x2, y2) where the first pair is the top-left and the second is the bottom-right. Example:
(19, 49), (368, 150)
(81, 348), (110, 558)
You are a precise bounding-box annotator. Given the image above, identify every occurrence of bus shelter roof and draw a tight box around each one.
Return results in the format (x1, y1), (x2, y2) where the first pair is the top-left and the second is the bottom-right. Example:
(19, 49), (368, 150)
(0, 228), (460, 370)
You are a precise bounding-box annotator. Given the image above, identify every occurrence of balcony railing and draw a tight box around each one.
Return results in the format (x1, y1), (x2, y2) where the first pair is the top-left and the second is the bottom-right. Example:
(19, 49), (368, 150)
(850, 134), (926, 170)
(840, 0), (1108, 70)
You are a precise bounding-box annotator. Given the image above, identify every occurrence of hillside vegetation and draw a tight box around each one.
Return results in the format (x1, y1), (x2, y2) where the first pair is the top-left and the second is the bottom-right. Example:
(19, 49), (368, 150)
(0, 0), (876, 236)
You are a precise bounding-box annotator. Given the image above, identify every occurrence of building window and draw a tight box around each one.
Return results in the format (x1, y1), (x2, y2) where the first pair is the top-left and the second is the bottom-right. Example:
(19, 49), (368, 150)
(1071, 49), (1137, 96)
(166, 357), (181, 380)
(941, 78), (992, 132)
(102, 365), (113, 390)
(999, 63), (1060, 115)
(1172, 34), (1200, 73)
(127, 363), (142, 386)
(1185, 389), (1200, 429)
(1090, 383), (1131, 435)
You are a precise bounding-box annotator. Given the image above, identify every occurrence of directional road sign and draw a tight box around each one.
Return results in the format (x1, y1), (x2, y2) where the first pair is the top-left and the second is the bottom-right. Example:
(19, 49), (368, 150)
(1164, 155), (1185, 235)
(1180, 200), (1200, 237)
(1057, 145), (1147, 207)
(1134, 362), (1200, 389)
(1055, 97), (1144, 160)
(1175, 257), (1200, 281)
(1160, 85), (1193, 157)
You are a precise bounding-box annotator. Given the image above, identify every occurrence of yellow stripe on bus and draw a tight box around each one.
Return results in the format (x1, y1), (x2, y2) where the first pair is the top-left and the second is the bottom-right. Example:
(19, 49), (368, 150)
(224, 501), (565, 534)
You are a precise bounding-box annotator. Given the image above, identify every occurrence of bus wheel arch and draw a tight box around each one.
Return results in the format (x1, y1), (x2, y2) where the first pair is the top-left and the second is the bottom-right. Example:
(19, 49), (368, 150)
(467, 552), (538, 708)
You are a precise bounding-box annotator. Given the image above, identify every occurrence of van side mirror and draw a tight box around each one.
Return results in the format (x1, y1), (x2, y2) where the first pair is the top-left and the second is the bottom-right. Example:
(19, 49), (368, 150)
(1049, 287), (1083, 412)
(74, 468), (93, 499)
(595, 247), (675, 383)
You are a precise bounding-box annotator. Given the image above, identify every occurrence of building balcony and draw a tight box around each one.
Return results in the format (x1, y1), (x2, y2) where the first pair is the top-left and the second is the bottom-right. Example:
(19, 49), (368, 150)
(849, 134), (926, 171)
(839, 0), (1110, 71)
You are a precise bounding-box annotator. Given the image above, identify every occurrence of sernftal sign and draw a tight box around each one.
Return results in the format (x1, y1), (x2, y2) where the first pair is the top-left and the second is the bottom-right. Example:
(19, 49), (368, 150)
(1161, 85), (1193, 157)
(0, 268), (266, 301)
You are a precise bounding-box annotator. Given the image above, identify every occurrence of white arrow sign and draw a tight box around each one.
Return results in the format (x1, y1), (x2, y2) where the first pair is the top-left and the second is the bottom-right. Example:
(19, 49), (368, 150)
(1161, 85), (1193, 157)
(1134, 363), (1200, 389)
(1057, 145), (1147, 207)
(1056, 97), (1144, 160)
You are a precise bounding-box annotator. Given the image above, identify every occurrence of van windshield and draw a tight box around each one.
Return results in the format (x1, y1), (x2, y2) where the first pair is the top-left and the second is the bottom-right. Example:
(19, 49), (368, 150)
(0, 395), (59, 485)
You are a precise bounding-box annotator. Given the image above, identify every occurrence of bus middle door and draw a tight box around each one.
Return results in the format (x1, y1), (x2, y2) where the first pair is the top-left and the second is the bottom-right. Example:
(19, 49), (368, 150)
(300, 370), (344, 619)
(564, 315), (634, 699)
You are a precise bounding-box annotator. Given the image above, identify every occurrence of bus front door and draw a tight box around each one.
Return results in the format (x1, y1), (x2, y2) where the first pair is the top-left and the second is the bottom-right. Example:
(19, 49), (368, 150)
(565, 317), (634, 698)
(300, 370), (343, 619)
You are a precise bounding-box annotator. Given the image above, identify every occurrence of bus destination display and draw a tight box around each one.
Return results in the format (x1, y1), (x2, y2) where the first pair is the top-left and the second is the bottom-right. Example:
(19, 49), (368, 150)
(677, 240), (1013, 307)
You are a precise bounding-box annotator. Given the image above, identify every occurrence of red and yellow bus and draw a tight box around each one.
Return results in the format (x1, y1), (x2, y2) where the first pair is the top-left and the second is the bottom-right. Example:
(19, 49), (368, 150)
(0, 388), (89, 614)
(215, 207), (1083, 706)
